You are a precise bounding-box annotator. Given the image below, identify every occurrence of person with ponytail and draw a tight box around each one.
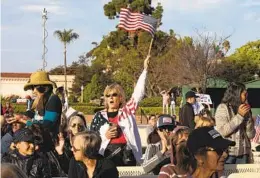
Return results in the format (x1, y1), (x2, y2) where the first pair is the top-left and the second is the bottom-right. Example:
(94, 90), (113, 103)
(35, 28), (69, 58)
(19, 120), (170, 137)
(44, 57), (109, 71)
(215, 82), (255, 164)
(158, 126), (191, 178)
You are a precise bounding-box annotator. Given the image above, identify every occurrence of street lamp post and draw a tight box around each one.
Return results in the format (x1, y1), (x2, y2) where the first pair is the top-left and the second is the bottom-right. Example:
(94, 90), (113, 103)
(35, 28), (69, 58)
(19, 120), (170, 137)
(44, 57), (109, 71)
(81, 85), (84, 103)
(254, 73), (259, 80)
(42, 8), (48, 71)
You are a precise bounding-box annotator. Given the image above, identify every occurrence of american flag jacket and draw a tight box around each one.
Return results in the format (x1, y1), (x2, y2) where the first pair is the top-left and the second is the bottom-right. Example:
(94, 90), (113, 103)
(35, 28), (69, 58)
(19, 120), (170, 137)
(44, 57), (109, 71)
(90, 69), (147, 163)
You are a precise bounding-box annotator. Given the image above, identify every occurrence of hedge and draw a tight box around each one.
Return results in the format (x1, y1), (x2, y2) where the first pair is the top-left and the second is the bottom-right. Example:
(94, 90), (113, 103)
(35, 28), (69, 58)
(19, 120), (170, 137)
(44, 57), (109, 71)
(139, 97), (162, 107)
(12, 103), (179, 116)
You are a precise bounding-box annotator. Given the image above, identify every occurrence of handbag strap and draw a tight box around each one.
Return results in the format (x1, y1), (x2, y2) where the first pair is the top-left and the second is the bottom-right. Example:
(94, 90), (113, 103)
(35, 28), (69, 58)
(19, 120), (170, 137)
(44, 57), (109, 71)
(106, 144), (127, 159)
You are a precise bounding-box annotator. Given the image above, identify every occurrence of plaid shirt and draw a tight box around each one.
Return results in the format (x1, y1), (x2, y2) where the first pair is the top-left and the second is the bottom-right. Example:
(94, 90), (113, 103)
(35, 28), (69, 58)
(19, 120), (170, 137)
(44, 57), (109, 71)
(215, 104), (255, 156)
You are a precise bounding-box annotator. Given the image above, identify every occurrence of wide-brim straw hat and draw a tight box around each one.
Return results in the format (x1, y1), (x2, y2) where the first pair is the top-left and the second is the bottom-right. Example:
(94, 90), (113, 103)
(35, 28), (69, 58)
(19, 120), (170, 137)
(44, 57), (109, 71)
(24, 71), (57, 91)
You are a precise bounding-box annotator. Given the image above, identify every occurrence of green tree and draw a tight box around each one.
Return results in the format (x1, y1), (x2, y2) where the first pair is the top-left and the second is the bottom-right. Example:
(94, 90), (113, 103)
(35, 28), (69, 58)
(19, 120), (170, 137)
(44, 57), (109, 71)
(84, 74), (102, 102)
(217, 55), (258, 82)
(215, 39), (260, 82)
(104, 0), (154, 19)
(54, 29), (79, 92)
(232, 40), (260, 64)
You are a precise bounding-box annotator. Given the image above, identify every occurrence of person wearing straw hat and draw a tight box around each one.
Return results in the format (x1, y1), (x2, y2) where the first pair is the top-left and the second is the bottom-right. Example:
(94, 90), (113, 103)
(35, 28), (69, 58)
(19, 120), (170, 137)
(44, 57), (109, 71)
(7, 71), (62, 137)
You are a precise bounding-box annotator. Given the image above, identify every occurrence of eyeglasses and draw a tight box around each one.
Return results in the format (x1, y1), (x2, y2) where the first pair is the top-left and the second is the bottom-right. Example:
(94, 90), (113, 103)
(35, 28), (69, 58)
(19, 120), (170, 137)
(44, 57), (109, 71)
(105, 93), (118, 98)
(72, 145), (81, 152)
(206, 147), (229, 156)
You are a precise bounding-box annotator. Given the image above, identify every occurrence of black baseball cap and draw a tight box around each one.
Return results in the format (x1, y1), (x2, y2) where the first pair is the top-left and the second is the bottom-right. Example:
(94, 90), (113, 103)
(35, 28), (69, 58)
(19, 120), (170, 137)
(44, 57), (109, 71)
(187, 126), (235, 154)
(185, 91), (199, 99)
(157, 114), (176, 129)
(13, 128), (34, 144)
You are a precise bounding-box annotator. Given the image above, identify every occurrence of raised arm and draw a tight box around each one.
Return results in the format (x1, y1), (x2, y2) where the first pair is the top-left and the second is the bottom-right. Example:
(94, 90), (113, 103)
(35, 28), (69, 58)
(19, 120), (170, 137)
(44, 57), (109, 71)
(131, 55), (150, 103)
(160, 90), (166, 96)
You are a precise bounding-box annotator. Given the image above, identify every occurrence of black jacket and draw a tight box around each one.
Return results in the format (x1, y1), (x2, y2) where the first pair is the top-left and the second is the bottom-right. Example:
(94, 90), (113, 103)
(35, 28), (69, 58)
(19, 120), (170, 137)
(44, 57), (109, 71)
(68, 156), (119, 178)
(51, 138), (73, 176)
(1, 150), (51, 178)
(45, 150), (69, 177)
(179, 102), (195, 129)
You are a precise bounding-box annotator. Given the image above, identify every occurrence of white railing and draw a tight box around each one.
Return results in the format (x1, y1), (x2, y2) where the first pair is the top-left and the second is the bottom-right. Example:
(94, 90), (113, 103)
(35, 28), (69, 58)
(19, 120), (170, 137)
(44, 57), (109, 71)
(117, 164), (260, 177)
(53, 163), (260, 178)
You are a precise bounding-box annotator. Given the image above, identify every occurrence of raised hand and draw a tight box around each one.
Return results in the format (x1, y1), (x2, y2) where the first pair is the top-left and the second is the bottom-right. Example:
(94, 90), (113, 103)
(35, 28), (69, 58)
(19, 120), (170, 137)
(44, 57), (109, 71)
(157, 130), (168, 154)
(105, 126), (118, 139)
(238, 104), (251, 117)
(6, 114), (29, 124)
(55, 133), (65, 155)
(5, 117), (18, 124)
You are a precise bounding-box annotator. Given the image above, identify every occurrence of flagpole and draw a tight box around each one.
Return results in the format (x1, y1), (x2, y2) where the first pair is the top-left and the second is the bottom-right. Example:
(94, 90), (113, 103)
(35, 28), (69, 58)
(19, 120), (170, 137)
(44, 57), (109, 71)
(147, 37), (154, 56)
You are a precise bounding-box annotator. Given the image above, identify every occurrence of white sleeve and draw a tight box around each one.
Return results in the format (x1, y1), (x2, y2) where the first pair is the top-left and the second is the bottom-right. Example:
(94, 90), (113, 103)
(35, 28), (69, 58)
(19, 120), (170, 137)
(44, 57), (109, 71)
(131, 69), (147, 103)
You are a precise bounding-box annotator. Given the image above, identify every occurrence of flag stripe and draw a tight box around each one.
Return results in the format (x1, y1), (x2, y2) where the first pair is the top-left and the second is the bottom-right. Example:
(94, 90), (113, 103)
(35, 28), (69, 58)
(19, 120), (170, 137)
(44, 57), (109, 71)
(118, 19), (155, 33)
(118, 24), (154, 35)
(119, 15), (156, 31)
(119, 8), (157, 36)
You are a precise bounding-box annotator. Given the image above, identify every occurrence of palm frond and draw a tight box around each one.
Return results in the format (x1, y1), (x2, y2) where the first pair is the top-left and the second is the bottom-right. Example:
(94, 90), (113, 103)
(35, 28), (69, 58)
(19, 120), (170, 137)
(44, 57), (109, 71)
(53, 30), (64, 41)
(54, 29), (79, 44)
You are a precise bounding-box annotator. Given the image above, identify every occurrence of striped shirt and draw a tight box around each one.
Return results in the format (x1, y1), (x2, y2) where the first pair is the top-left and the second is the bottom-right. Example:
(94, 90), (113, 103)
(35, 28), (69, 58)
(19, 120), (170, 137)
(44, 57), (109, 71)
(159, 164), (190, 178)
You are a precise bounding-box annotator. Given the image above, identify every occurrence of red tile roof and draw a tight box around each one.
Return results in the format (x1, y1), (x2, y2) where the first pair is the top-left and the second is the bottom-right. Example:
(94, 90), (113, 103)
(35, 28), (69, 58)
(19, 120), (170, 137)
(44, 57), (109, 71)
(1, 73), (31, 78)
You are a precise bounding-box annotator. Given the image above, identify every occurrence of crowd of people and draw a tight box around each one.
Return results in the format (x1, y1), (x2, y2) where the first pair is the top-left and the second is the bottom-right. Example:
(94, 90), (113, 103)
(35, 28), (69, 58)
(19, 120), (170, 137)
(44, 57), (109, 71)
(1, 54), (259, 178)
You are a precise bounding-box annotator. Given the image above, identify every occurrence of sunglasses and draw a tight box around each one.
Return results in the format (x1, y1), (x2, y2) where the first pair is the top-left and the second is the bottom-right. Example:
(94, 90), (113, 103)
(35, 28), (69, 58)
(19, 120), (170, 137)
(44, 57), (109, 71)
(158, 126), (175, 132)
(71, 123), (84, 129)
(206, 147), (229, 156)
(72, 145), (81, 152)
(105, 93), (118, 98)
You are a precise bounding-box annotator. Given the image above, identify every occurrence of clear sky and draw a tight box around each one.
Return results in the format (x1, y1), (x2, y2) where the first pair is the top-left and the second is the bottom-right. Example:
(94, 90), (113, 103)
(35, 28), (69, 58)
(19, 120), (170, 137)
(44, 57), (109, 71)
(1, 0), (260, 72)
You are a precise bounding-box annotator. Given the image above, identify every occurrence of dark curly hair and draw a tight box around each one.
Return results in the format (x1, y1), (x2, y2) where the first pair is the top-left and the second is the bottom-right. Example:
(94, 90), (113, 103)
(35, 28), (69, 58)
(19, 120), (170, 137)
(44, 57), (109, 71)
(221, 82), (246, 114)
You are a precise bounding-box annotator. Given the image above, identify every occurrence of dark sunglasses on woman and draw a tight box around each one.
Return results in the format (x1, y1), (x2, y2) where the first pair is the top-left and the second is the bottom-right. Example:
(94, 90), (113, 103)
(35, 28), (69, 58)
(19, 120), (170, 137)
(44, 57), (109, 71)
(158, 125), (175, 132)
(206, 147), (229, 156)
(105, 93), (118, 98)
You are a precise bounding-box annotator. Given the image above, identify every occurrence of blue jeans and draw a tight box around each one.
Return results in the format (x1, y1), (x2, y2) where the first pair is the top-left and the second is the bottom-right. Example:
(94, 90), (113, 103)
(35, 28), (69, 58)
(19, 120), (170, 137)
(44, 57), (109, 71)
(225, 154), (249, 164)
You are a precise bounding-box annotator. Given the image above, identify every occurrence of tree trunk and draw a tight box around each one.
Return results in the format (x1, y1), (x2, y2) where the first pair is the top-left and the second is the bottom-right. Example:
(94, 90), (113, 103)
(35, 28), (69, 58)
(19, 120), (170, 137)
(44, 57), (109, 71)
(64, 43), (68, 94)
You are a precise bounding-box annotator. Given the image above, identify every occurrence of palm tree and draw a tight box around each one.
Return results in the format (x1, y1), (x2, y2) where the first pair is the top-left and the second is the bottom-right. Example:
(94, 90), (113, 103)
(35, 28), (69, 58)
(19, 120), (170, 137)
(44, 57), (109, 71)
(54, 29), (79, 93)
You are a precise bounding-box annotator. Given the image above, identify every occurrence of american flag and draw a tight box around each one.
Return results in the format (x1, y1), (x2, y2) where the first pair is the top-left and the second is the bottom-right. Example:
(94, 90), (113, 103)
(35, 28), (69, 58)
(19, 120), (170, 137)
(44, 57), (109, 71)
(252, 115), (260, 143)
(118, 8), (158, 36)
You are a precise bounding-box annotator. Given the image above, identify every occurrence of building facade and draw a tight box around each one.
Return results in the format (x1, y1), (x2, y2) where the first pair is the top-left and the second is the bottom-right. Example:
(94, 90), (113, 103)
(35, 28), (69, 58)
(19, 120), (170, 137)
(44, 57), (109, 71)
(0, 73), (75, 98)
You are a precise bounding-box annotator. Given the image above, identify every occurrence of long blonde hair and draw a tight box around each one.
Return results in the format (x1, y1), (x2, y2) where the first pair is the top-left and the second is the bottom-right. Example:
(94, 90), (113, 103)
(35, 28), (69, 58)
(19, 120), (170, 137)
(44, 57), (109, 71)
(195, 116), (215, 129)
(103, 83), (126, 109)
